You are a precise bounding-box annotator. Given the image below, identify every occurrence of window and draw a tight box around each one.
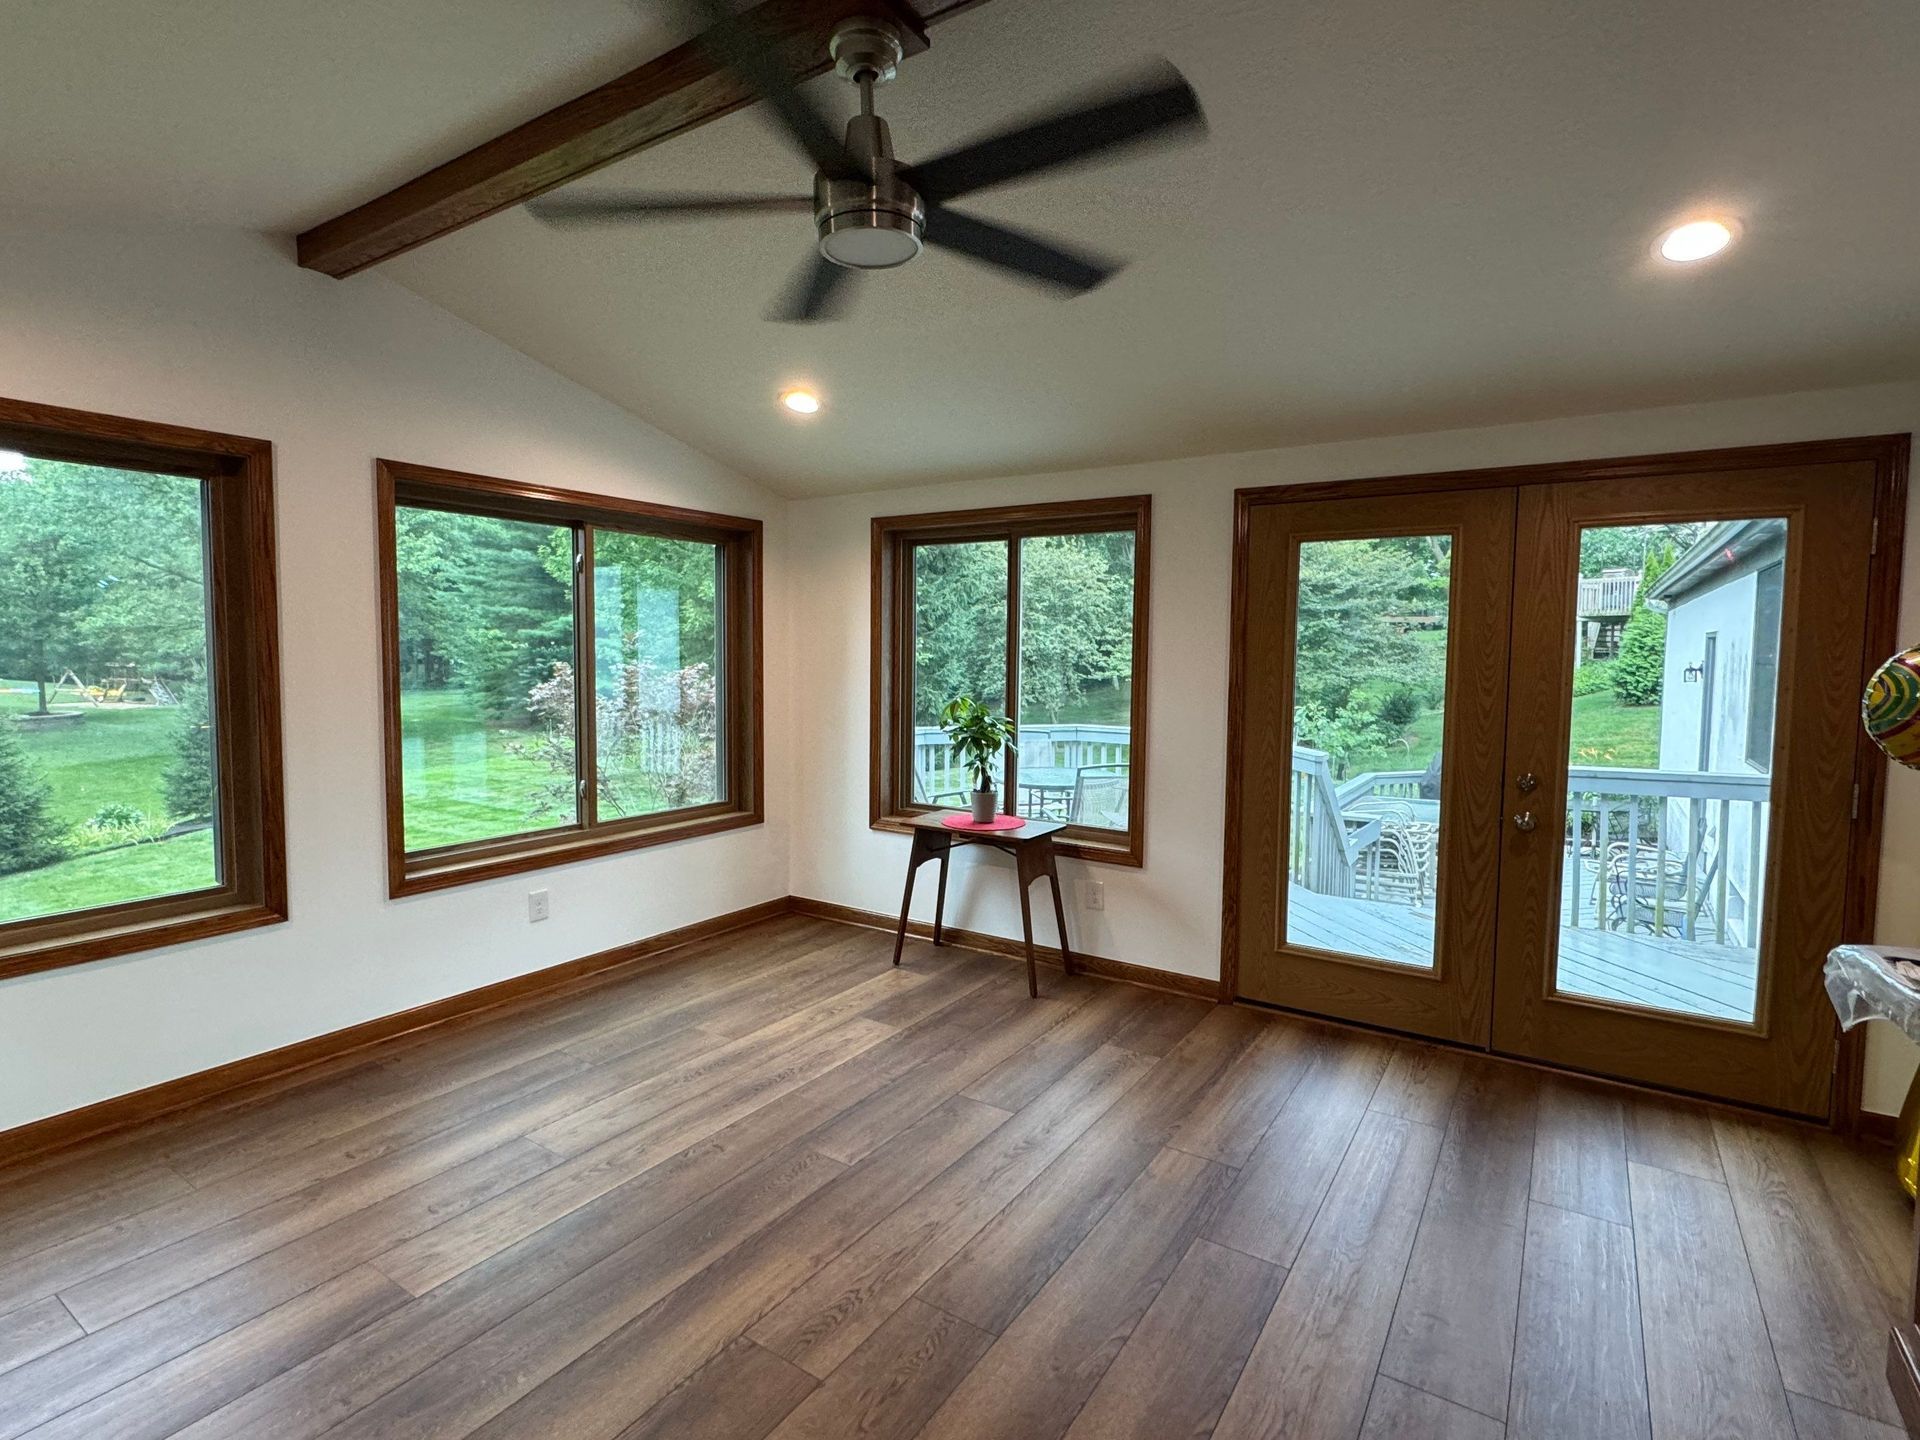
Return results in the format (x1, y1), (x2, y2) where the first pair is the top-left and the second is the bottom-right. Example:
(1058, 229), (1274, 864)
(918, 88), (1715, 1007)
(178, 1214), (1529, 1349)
(377, 460), (761, 895)
(0, 396), (286, 979)
(872, 497), (1149, 864)
(1747, 560), (1784, 770)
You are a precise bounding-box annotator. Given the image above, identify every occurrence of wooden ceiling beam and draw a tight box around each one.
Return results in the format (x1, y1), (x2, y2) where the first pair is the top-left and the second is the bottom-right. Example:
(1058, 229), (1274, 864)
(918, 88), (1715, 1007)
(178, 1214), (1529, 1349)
(298, 0), (990, 278)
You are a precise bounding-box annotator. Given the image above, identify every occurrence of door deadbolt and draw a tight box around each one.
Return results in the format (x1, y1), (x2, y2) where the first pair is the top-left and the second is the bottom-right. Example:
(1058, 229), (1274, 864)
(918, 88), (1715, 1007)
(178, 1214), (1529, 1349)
(1515, 772), (1538, 793)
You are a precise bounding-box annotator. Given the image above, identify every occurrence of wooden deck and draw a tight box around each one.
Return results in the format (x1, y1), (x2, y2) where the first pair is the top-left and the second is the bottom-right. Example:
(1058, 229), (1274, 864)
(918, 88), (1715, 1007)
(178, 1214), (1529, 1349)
(1289, 884), (1759, 1022)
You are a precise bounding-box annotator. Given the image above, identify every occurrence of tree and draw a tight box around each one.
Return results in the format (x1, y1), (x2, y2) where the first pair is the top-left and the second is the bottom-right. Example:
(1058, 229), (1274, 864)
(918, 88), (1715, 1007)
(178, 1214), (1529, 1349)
(163, 686), (216, 821)
(1610, 542), (1678, 706)
(0, 460), (211, 707)
(0, 721), (61, 874)
(0, 528), (100, 713)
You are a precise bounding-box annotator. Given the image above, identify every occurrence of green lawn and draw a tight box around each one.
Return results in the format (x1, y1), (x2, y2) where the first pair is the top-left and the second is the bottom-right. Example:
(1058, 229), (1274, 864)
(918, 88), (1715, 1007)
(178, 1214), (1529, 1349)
(0, 683), (182, 828)
(399, 687), (572, 850)
(0, 830), (216, 924)
(1337, 691), (1661, 780)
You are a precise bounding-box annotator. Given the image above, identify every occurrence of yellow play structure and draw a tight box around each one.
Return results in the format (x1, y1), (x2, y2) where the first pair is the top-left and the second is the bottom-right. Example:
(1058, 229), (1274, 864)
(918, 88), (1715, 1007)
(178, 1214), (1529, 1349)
(48, 665), (179, 709)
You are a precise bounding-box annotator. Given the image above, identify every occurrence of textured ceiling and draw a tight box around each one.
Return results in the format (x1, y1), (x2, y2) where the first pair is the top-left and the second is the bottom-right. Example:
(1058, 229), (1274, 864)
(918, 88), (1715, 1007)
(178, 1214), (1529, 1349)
(6, 0), (1920, 496)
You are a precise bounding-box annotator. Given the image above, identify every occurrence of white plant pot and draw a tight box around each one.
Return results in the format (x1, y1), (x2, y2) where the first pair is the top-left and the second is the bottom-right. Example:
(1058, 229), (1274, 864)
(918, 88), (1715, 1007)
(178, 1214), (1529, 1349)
(970, 790), (998, 824)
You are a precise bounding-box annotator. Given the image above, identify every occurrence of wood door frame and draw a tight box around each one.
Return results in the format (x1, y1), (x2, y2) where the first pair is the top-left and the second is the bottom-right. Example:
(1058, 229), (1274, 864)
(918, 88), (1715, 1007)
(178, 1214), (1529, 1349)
(1221, 434), (1909, 1130)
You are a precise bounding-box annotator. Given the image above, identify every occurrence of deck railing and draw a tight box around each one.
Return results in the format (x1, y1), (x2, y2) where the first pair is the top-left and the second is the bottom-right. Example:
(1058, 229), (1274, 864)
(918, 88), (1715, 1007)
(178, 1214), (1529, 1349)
(1297, 756), (1769, 945)
(912, 723), (1131, 803)
(1577, 571), (1641, 616)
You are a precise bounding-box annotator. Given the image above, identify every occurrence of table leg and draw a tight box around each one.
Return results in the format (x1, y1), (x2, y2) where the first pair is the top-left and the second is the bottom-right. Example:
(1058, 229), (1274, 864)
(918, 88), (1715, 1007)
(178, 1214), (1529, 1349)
(1044, 842), (1074, 976)
(1016, 861), (1039, 998)
(894, 829), (943, 967)
(933, 846), (950, 947)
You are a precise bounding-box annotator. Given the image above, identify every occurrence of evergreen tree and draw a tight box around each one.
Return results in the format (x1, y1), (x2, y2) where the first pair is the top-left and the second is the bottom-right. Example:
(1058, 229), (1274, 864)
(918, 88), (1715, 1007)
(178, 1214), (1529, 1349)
(0, 721), (62, 874)
(163, 687), (215, 821)
(1610, 542), (1678, 706)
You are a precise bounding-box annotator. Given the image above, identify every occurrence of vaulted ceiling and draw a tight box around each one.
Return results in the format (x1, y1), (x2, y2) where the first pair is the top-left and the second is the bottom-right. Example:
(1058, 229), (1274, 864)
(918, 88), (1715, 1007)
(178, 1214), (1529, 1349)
(7, 0), (1920, 496)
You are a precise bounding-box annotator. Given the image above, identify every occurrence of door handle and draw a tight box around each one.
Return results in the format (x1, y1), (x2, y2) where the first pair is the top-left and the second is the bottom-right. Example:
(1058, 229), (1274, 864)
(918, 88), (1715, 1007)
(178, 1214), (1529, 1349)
(1512, 811), (1537, 832)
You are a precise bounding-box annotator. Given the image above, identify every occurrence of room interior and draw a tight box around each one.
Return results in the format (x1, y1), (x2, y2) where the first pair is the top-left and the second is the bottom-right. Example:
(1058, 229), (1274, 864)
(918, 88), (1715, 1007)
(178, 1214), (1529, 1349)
(3, 1), (1920, 1436)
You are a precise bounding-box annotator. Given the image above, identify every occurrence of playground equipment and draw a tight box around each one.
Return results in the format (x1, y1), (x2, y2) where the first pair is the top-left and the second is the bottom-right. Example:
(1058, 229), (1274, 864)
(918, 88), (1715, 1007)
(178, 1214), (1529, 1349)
(49, 665), (179, 709)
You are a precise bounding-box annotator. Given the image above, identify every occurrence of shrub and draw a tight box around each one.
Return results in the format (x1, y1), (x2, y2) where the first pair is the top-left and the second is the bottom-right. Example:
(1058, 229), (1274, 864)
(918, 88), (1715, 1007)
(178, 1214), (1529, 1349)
(1378, 688), (1422, 728)
(0, 721), (63, 874)
(1572, 660), (1616, 697)
(1610, 608), (1667, 706)
(65, 804), (175, 857)
(1609, 544), (1676, 707)
(163, 688), (215, 821)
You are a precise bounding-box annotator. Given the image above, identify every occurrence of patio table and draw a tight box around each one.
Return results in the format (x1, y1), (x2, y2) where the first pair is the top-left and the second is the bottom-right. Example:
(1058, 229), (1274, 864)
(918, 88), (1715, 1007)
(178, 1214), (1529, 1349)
(1016, 766), (1081, 818)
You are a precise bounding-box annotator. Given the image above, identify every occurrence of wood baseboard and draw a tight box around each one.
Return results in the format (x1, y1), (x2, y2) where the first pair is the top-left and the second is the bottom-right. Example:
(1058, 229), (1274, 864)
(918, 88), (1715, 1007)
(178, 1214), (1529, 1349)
(1861, 1110), (1901, 1147)
(1889, 1322), (1920, 1435)
(0, 896), (794, 1170)
(788, 895), (1223, 1003)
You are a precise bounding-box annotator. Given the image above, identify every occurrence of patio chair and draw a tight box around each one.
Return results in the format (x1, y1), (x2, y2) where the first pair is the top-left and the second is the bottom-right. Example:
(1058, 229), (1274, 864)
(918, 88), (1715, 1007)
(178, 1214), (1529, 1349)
(1602, 840), (1718, 938)
(912, 764), (968, 808)
(1068, 764), (1129, 829)
(1359, 823), (1432, 907)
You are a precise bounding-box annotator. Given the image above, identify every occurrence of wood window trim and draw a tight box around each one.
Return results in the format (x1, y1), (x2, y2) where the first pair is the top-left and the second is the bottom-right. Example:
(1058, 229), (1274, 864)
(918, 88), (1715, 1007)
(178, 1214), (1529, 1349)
(0, 396), (288, 982)
(376, 459), (764, 898)
(870, 495), (1150, 867)
(1220, 433), (1909, 1133)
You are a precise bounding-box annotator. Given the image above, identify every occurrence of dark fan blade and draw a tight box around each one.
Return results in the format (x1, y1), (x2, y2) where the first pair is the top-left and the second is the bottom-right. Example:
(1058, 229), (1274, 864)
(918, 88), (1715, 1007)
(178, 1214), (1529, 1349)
(529, 194), (814, 223)
(768, 250), (857, 323)
(900, 63), (1204, 205)
(683, 0), (861, 180)
(923, 206), (1119, 294)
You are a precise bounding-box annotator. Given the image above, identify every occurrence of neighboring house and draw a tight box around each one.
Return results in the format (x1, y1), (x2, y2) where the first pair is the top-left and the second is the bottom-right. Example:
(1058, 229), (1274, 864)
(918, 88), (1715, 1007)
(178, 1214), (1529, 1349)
(1644, 518), (1787, 945)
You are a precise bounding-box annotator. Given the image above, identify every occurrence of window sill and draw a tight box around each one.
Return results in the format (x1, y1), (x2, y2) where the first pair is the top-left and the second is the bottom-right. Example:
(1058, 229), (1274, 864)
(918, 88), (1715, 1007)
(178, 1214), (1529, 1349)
(393, 806), (763, 898)
(0, 900), (289, 982)
(871, 813), (1142, 868)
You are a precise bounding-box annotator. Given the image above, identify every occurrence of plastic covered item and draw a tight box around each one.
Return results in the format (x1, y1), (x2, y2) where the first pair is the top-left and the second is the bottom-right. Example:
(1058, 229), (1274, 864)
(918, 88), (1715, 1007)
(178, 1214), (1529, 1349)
(1824, 943), (1920, 1040)
(1824, 942), (1920, 1198)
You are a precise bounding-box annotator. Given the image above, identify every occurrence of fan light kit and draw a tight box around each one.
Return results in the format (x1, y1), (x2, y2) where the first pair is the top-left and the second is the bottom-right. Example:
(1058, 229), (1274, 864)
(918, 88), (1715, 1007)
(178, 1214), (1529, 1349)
(780, 387), (822, 414)
(1659, 219), (1735, 263)
(528, 1), (1207, 322)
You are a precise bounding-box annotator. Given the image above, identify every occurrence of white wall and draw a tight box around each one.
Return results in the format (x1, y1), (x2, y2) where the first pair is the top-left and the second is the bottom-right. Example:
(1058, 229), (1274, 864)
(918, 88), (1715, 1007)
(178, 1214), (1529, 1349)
(788, 381), (1920, 1114)
(0, 228), (794, 1132)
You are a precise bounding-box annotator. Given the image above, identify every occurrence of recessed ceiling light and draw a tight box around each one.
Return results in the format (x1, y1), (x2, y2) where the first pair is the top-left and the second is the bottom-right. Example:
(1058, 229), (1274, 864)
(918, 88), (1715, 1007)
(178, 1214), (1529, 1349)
(0, 450), (27, 473)
(1658, 219), (1735, 264)
(780, 388), (822, 415)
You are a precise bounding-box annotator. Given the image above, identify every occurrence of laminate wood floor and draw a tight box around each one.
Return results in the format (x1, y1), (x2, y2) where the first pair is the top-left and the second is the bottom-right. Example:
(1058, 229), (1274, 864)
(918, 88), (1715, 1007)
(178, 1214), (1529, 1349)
(0, 915), (1908, 1439)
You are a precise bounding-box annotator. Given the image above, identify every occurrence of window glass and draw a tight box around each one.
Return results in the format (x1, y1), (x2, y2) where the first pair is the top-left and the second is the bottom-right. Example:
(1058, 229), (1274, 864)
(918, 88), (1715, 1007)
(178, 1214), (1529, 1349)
(1016, 531), (1137, 829)
(910, 540), (1009, 806)
(593, 532), (723, 818)
(0, 457), (218, 924)
(394, 506), (577, 850)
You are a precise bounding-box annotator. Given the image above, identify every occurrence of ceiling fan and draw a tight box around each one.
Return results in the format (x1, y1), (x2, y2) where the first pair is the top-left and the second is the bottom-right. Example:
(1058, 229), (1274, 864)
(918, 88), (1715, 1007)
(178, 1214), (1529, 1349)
(526, 0), (1207, 322)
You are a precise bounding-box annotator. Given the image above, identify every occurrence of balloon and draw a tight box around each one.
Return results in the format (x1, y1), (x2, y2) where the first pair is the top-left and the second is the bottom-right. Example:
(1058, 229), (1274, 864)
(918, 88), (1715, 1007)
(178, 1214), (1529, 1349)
(1864, 646), (1920, 769)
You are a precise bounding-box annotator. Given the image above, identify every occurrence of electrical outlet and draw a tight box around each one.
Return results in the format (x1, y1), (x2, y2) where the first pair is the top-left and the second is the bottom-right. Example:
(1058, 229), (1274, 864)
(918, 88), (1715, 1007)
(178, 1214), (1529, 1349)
(1085, 880), (1105, 912)
(528, 890), (550, 923)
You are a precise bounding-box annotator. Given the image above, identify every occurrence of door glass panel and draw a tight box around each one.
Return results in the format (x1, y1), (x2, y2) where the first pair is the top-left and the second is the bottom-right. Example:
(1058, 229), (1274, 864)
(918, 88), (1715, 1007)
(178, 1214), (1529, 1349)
(1285, 536), (1452, 968)
(1554, 520), (1783, 1023)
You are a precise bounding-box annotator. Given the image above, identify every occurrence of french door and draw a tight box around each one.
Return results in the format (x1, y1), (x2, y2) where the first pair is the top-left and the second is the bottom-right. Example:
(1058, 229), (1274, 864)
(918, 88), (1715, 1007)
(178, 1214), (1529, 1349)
(1230, 443), (1895, 1117)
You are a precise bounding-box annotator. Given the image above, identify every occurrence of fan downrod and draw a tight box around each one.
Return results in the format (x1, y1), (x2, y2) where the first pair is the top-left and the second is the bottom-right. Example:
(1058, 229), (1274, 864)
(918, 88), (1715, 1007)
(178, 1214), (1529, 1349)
(814, 17), (924, 270)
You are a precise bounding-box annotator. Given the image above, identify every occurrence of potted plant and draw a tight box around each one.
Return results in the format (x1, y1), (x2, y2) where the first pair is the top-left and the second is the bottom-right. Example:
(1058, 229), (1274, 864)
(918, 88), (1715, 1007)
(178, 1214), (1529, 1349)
(939, 696), (1017, 824)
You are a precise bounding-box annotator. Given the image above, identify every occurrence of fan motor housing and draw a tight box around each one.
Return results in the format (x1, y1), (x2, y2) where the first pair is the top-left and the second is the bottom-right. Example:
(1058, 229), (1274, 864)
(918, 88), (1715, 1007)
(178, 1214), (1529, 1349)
(815, 113), (925, 269)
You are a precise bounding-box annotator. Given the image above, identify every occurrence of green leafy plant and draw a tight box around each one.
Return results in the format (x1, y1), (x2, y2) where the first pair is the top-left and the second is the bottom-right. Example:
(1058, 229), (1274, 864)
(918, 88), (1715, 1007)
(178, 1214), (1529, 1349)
(1610, 543), (1677, 707)
(938, 696), (1016, 794)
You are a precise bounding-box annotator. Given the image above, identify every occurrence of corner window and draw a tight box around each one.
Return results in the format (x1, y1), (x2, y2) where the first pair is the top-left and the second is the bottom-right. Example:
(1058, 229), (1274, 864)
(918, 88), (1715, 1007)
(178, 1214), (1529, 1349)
(872, 497), (1149, 865)
(0, 397), (286, 978)
(377, 461), (761, 895)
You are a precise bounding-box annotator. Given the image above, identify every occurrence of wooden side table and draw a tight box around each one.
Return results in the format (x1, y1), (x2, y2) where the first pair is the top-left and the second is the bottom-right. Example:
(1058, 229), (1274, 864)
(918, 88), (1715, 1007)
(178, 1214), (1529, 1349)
(892, 812), (1074, 998)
